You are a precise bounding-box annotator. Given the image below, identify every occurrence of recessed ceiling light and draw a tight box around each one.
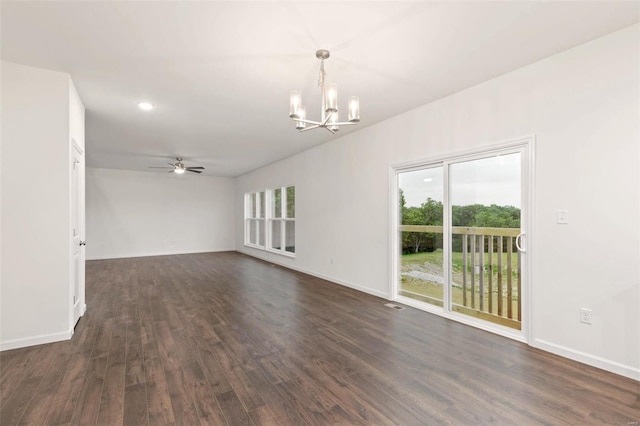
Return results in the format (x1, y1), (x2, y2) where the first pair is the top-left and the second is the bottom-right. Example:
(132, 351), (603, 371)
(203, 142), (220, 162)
(137, 102), (154, 111)
(423, 178), (433, 182)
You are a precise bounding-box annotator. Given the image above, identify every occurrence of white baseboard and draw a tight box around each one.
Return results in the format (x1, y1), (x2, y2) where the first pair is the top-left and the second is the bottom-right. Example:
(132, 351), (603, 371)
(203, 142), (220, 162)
(237, 249), (390, 300)
(0, 329), (73, 352)
(532, 338), (640, 381)
(299, 266), (390, 300)
(87, 247), (236, 261)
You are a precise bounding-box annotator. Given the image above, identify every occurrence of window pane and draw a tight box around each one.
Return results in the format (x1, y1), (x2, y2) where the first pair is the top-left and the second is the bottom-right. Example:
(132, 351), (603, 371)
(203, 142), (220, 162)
(250, 193), (256, 218)
(286, 186), (295, 218)
(249, 220), (257, 245)
(271, 220), (282, 250)
(398, 167), (444, 307)
(273, 188), (282, 218)
(259, 192), (265, 218)
(285, 220), (295, 253)
(258, 219), (265, 246)
(450, 153), (521, 326)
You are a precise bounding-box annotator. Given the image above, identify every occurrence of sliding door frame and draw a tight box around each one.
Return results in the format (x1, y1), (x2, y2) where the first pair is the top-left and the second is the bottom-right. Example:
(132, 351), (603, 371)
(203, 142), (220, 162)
(389, 135), (535, 343)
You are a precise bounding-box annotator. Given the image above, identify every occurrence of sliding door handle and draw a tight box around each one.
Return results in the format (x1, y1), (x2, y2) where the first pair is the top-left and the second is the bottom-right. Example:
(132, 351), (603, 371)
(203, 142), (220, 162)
(515, 233), (526, 253)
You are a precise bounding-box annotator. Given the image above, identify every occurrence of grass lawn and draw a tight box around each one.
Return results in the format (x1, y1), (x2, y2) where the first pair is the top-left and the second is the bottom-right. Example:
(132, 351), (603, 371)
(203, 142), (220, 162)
(402, 249), (519, 271)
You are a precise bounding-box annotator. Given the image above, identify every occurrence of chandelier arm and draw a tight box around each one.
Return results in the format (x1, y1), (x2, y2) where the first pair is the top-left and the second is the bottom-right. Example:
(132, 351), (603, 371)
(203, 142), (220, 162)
(321, 111), (335, 126)
(332, 122), (359, 126)
(299, 125), (320, 132)
(293, 118), (322, 125)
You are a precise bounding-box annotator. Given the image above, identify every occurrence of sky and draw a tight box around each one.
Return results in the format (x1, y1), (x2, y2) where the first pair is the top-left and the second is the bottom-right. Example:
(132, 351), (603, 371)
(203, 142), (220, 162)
(399, 153), (521, 208)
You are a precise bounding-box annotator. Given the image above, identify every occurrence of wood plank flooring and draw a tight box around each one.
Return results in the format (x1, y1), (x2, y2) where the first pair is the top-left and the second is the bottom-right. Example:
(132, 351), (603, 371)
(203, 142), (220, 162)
(1, 251), (638, 425)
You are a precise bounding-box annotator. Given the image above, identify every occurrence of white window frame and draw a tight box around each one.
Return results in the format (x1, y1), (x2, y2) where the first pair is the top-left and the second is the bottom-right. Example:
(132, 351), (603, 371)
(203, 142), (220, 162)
(244, 186), (295, 258)
(266, 185), (295, 258)
(244, 190), (266, 248)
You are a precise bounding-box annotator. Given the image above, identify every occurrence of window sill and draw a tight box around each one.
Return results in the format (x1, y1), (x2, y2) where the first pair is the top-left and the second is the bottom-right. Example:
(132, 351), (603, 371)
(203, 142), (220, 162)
(266, 248), (296, 259)
(244, 244), (295, 259)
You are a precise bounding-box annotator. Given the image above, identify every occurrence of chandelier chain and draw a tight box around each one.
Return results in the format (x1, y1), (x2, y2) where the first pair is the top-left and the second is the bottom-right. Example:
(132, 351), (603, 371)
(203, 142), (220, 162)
(318, 59), (325, 88)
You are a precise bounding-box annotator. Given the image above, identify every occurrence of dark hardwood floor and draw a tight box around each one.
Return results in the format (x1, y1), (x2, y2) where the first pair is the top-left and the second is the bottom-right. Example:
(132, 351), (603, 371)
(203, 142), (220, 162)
(1, 251), (638, 425)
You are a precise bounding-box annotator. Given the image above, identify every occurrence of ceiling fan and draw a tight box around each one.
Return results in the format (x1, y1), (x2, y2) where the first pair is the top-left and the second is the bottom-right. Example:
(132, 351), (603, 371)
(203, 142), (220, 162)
(149, 157), (204, 174)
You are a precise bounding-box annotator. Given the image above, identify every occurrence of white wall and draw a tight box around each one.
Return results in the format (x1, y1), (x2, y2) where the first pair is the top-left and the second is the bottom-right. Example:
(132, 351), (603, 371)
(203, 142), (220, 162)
(1, 62), (83, 349)
(86, 168), (235, 260)
(235, 25), (640, 379)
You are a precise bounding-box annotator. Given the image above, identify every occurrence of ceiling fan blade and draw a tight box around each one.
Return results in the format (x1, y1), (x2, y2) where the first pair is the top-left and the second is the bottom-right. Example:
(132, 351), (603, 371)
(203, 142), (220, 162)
(186, 167), (205, 170)
(187, 169), (202, 174)
(149, 166), (173, 169)
(168, 163), (177, 167)
(168, 170), (174, 173)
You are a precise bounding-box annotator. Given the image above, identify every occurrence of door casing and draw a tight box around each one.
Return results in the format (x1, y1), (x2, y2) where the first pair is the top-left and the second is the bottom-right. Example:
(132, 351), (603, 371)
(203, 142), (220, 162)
(71, 140), (85, 329)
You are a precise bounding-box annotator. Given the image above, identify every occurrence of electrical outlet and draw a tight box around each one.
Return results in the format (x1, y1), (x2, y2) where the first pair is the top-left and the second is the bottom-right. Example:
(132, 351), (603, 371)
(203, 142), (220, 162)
(579, 308), (592, 324)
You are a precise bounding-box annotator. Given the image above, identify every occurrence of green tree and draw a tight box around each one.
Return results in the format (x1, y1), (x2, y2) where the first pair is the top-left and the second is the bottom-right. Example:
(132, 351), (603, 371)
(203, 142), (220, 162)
(420, 198), (443, 253)
(452, 204), (520, 228)
(420, 198), (443, 226)
(400, 195), (444, 253)
(286, 186), (295, 218)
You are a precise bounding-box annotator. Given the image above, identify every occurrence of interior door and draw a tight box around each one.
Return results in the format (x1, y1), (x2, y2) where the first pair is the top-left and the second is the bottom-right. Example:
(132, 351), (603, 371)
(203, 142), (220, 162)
(72, 143), (85, 326)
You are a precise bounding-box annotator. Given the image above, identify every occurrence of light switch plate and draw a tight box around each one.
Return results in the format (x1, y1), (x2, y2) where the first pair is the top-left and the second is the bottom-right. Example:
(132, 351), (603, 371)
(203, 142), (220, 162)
(557, 209), (569, 224)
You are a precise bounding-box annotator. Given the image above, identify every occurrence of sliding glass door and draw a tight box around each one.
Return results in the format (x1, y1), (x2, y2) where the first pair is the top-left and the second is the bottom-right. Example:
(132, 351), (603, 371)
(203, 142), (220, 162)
(395, 142), (529, 335)
(398, 166), (444, 306)
(449, 152), (523, 329)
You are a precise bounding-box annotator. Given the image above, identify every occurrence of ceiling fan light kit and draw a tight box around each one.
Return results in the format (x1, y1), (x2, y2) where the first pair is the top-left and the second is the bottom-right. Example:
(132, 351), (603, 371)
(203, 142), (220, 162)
(149, 157), (205, 174)
(289, 49), (360, 134)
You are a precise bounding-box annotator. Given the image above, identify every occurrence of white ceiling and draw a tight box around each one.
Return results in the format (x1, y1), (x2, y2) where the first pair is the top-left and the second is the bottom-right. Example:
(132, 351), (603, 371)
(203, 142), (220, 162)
(2, 1), (638, 177)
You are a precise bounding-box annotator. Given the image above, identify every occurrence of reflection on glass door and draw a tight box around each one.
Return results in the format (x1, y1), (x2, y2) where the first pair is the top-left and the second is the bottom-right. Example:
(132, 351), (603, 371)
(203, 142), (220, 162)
(398, 166), (444, 307)
(449, 153), (522, 330)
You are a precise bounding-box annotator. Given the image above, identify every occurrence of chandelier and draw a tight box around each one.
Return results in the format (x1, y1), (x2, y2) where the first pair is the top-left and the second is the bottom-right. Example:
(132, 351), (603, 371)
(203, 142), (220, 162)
(289, 49), (360, 133)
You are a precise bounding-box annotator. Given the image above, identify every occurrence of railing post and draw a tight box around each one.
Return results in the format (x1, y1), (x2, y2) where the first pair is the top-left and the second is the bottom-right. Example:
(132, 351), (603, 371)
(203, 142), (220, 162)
(488, 236), (493, 314)
(479, 235), (484, 312)
(470, 233), (476, 309)
(507, 237), (513, 319)
(462, 234), (468, 307)
(498, 236), (503, 317)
